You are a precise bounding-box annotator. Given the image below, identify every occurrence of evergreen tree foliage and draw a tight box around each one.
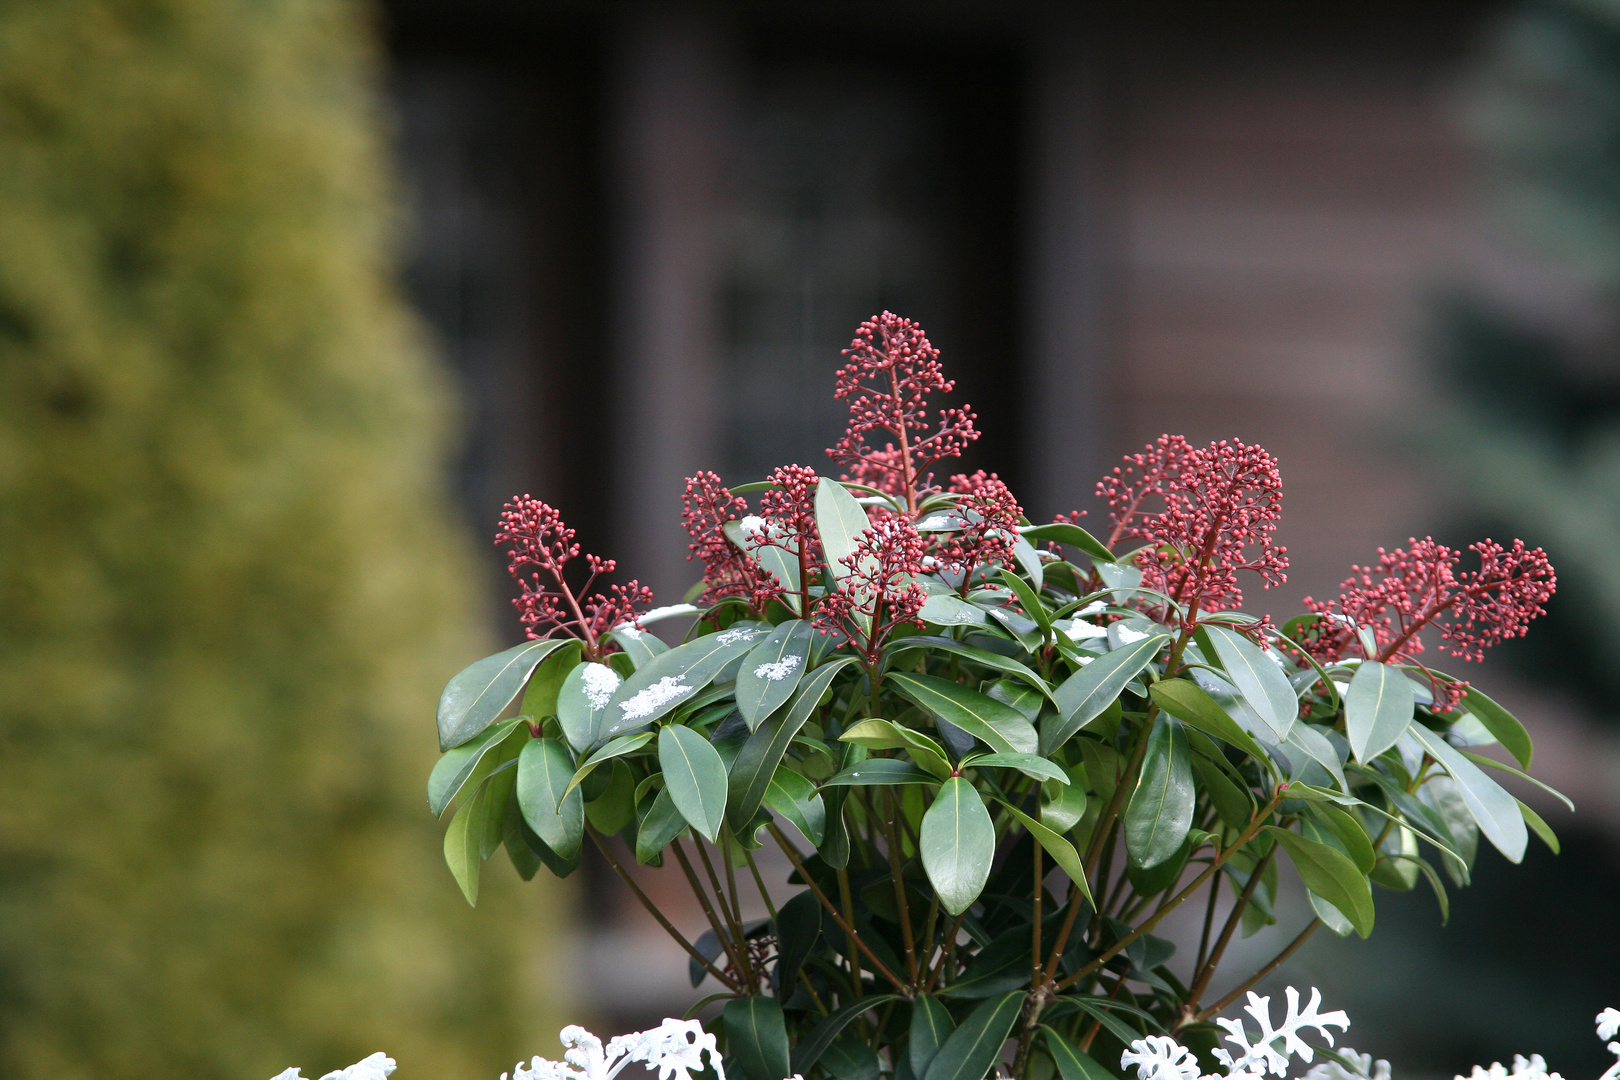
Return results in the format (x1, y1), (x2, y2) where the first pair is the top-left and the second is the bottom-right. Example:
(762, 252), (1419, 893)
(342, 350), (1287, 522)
(0, 1), (570, 1076)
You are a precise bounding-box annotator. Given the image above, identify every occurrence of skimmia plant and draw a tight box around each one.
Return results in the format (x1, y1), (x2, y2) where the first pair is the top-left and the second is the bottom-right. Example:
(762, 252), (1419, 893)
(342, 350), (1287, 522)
(429, 313), (1565, 1080)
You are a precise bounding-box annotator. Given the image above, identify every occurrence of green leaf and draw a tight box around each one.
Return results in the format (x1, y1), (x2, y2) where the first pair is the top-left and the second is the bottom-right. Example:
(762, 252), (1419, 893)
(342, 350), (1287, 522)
(517, 738), (585, 861)
(1283, 722), (1348, 793)
(724, 519), (803, 611)
(1012, 535), (1046, 591)
(736, 620), (814, 729)
(1460, 751), (1574, 812)
(564, 730), (655, 798)
(967, 752), (1070, 784)
(822, 1038), (881, 1080)
(557, 660), (621, 753)
(659, 724), (729, 842)
(601, 626), (772, 739)
(608, 626), (668, 670)
(427, 716), (528, 817)
(1042, 1027), (1116, 1080)
(1019, 522), (1115, 563)
(1124, 715), (1195, 869)
(1044, 635), (1171, 754)
(773, 889), (823, 989)
(636, 786), (688, 864)
(790, 996), (897, 1076)
(1344, 661), (1414, 764)
(443, 786), (484, 906)
(840, 718), (953, 779)
(723, 996), (791, 1080)
(923, 992), (1023, 1080)
(1190, 753), (1253, 831)
(1408, 724), (1528, 863)
(1308, 890), (1356, 937)
(1264, 826), (1374, 937)
(821, 759), (940, 787)
(502, 795), (542, 880)
(1205, 626), (1296, 742)
(1454, 683), (1533, 769)
(918, 593), (989, 626)
(726, 655), (858, 829)
(1065, 997), (1146, 1046)
(816, 478), (871, 581)
(911, 994), (956, 1079)
(437, 638), (571, 750)
(921, 776), (997, 915)
(889, 672), (1039, 755)
(1148, 678), (1270, 764)
(1041, 759), (1091, 833)
(998, 800), (1095, 906)
(521, 640), (583, 720)
(585, 759), (637, 835)
(1308, 803), (1376, 875)
(1520, 799), (1560, 854)
(763, 767), (826, 845)
(885, 637), (1055, 702)
(999, 568), (1051, 637)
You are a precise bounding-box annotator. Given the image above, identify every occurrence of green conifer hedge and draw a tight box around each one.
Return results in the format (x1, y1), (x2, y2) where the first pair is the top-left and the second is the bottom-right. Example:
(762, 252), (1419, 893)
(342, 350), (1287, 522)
(0, 0), (570, 1076)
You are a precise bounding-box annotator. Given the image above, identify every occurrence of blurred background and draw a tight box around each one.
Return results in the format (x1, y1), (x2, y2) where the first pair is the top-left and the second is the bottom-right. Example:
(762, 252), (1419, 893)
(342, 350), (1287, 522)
(4, 0), (1620, 1077)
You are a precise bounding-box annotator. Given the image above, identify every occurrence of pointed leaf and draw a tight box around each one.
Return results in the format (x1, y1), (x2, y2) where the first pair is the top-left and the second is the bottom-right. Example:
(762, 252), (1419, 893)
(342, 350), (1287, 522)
(1452, 682), (1533, 768)
(1123, 715), (1195, 869)
(1520, 800), (1559, 854)
(636, 786), (688, 864)
(764, 768), (826, 845)
(565, 731), (654, 798)
(886, 637), (1055, 702)
(1012, 535), (1046, 591)
(791, 995), (898, 1075)
(1042, 1028), (1116, 1080)
(557, 661), (622, 753)
(1148, 678), (1269, 764)
(816, 478), (871, 580)
(1408, 724), (1528, 863)
(1264, 826), (1374, 937)
(736, 620), (814, 728)
(921, 777), (997, 915)
(1459, 751), (1572, 812)
(840, 718), (953, 779)
(437, 638), (571, 750)
(601, 626), (771, 739)
(427, 717), (527, 818)
(726, 656), (858, 828)
(608, 625), (668, 670)
(660, 723), (729, 842)
(1205, 626), (1297, 741)
(822, 1039), (881, 1080)
(911, 994), (956, 1079)
(443, 788), (484, 906)
(967, 752), (1070, 784)
(723, 996), (791, 1080)
(1044, 634), (1171, 753)
(999, 568), (1051, 635)
(923, 992), (1023, 1080)
(1019, 522), (1115, 563)
(998, 800), (1094, 906)
(821, 759), (940, 787)
(520, 640), (583, 720)
(889, 672), (1039, 755)
(1345, 661), (1414, 763)
(517, 738), (585, 860)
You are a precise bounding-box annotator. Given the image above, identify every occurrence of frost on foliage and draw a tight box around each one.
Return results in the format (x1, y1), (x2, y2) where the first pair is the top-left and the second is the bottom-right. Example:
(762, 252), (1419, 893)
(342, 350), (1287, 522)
(270, 1052), (395, 1080)
(619, 676), (689, 721)
(1456, 1054), (1564, 1080)
(1597, 1007), (1620, 1080)
(1121, 987), (1348, 1080)
(754, 655), (802, 682)
(503, 1019), (727, 1080)
(581, 664), (622, 710)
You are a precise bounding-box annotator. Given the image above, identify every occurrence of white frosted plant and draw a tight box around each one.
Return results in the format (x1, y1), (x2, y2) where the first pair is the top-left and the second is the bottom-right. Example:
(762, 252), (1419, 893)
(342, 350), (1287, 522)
(503, 1018), (728, 1080)
(270, 1052), (395, 1080)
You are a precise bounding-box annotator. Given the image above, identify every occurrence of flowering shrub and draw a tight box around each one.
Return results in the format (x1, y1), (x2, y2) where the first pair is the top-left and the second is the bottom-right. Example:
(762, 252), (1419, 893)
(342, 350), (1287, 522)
(429, 313), (1566, 1080)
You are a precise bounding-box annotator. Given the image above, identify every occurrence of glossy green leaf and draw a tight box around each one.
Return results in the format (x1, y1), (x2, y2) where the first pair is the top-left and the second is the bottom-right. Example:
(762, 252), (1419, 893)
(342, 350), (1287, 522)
(556, 660), (621, 753)
(1190, 752), (1252, 831)
(437, 638), (571, 750)
(724, 997), (791, 1080)
(790, 996), (897, 1075)
(1460, 751), (1574, 812)
(999, 568), (1051, 637)
(839, 718), (953, 779)
(1521, 799), (1560, 854)
(1041, 760), (1091, 833)
(1309, 803), (1376, 875)
(608, 626), (667, 670)
(966, 752), (1069, 784)
(923, 992), (1023, 1080)
(822, 1038), (881, 1080)
(1019, 522), (1115, 563)
(564, 730), (654, 798)
(1064, 998), (1144, 1047)
(763, 767), (826, 846)
(520, 640), (582, 720)
(885, 637), (1054, 702)
(1044, 634), (1171, 754)
(726, 656), (858, 829)
(1309, 890), (1356, 937)
(821, 759), (940, 787)
(998, 800), (1094, 906)
(584, 758), (637, 835)
(1265, 826), (1374, 937)
(1042, 1027), (1116, 1080)
(1124, 715), (1195, 869)
(1454, 683), (1533, 769)
(1345, 661), (1414, 764)
(443, 785), (484, 906)
(1283, 722), (1348, 792)
(427, 716), (528, 818)
(890, 672), (1039, 755)
(921, 776), (997, 915)
(1408, 724), (1528, 863)
(636, 786), (688, 864)
(816, 478), (871, 581)
(1148, 678), (1270, 764)
(517, 738), (585, 861)
(1205, 626), (1296, 742)
(658, 724), (728, 843)
(1012, 534), (1046, 591)
(736, 620), (814, 728)
(918, 593), (989, 626)
(911, 995), (956, 1078)
(600, 626), (771, 739)
(724, 519), (803, 610)
(502, 795), (542, 880)
(773, 889), (823, 990)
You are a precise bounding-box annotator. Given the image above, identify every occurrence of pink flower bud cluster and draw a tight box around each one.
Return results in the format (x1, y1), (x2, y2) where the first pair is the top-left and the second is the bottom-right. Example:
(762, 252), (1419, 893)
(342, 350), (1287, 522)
(496, 496), (652, 653)
(827, 312), (978, 512)
(939, 470), (1023, 583)
(680, 471), (758, 606)
(1303, 537), (1555, 710)
(1100, 437), (1288, 624)
(754, 464), (824, 579)
(815, 517), (929, 658)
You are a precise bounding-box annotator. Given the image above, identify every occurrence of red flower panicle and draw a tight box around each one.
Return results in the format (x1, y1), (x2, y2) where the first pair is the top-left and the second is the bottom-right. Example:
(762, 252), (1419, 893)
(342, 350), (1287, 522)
(815, 517), (929, 659)
(937, 470), (1023, 585)
(681, 471), (760, 606)
(751, 464), (824, 607)
(497, 496), (652, 656)
(828, 312), (979, 514)
(1099, 437), (1287, 624)
(1303, 537), (1555, 710)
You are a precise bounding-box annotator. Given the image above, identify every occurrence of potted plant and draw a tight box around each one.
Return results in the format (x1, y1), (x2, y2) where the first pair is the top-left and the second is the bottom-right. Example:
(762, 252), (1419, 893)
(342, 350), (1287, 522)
(427, 312), (1563, 1080)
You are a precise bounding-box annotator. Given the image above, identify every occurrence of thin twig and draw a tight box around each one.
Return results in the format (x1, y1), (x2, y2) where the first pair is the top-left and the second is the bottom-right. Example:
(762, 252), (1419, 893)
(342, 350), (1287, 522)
(1194, 918), (1322, 1022)
(885, 790), (919, 984)
(671, 839), (750, 986)
(1187, 846), (1276, 1008)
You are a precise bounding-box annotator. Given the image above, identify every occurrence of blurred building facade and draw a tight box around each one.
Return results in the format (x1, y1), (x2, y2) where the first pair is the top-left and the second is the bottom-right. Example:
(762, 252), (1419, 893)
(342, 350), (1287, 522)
(383, 1), (1620, 1074)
